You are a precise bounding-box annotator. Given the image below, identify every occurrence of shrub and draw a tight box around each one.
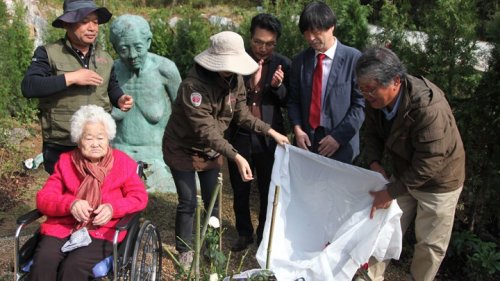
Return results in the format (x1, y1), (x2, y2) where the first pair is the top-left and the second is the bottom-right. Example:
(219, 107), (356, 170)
(257, 0), (309, 59)
(150, 7), (223, 78)
(149, 9), (176, 63)
(418, 0), (481, 100)
(455, 11), (500, 254)
(446, 230), (500, 280)
(237, 0), (370, 60)
(0, 1), (37, 122)
(326, 0), (370, 50)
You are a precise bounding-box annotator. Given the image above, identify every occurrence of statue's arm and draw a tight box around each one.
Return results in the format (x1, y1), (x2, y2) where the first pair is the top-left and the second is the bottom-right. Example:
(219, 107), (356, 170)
(160, 59), (181, 103)
(135, 57), (181, 124)
(111, 107), (127, 121)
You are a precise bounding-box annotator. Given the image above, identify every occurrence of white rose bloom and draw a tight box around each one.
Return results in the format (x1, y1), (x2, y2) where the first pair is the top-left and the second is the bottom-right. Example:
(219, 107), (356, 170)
(208, 216), (220, 229)
(209, 273), (218, 281)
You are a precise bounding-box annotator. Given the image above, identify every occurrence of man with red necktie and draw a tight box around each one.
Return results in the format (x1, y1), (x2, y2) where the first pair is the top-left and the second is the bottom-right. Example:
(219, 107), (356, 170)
(288, 1), (364, 164)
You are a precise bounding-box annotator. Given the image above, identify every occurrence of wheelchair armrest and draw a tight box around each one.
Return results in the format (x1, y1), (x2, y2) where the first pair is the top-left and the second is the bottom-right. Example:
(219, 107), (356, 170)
(115, 212), (141, 231)
(16, 209), (43, 226)
(136, 161), (148, 179)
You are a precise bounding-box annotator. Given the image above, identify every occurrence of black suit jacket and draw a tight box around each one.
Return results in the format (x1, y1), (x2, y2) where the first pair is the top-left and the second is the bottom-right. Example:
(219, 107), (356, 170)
(227, 51), (292, 153)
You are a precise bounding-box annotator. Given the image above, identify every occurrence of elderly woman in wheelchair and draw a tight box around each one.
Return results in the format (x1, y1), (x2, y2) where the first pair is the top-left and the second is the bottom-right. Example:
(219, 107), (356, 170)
(23, 105), (149, 281)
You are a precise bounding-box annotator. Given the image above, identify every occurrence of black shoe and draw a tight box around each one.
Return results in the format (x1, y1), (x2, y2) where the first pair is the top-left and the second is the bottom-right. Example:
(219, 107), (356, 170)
(230, 236), (254, 252)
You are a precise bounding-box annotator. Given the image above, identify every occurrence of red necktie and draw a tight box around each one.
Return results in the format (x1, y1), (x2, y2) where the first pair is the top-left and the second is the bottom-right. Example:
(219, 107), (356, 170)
(309, 53), (326, 129)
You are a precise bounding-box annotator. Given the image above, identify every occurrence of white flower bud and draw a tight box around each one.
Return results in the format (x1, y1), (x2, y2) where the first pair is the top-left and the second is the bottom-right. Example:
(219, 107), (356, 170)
(208, 216), (220, 229)
(209, 273), (218, 281)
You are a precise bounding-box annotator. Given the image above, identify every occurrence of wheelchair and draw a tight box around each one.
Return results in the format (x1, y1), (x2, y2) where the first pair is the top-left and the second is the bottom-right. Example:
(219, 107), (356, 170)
(14, 161), (162, 281)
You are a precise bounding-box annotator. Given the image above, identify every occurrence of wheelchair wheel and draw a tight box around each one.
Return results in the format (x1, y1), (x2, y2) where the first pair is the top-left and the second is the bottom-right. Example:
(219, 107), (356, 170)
(130, 220), (161, 281)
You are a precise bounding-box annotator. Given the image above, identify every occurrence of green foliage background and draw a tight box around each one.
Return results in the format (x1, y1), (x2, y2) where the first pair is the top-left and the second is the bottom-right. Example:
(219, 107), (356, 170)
(0, 1), (37, 122)
(1, 0), (498, 279)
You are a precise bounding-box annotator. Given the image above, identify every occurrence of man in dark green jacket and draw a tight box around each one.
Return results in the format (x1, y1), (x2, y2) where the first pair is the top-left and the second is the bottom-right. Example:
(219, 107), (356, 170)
(355, 47), (465, 281)
(21, 0), (133, 174)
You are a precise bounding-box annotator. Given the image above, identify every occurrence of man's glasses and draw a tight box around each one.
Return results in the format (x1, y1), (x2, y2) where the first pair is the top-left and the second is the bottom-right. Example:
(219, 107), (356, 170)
(360, 85), (380, 98)
(251, 39), (276, 49)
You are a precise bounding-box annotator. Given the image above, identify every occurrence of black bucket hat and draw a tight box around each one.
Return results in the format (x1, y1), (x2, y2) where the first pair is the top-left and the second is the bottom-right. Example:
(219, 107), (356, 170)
(52, 0), (112, 28)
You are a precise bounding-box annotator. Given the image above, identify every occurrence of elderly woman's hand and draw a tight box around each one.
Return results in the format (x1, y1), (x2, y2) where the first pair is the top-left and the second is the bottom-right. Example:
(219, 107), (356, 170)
(93, 203), (114, 226)
(70, 199), (93, 223)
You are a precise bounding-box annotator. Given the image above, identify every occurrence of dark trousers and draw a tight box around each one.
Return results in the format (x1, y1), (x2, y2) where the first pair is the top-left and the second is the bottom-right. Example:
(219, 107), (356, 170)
(28, 235), (113, 281)
(171, 168), (220, 253)
(228, 135), (274, 243)
(42, 143), (76, 174)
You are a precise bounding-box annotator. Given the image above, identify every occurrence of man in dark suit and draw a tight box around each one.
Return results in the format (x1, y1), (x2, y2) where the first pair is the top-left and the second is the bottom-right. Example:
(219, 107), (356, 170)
(227, 13), (291, 252)
(288, 1), (364, 163)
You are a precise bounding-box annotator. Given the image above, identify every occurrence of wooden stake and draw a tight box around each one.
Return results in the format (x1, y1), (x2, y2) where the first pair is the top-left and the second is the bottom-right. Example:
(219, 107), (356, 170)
(266, 185), (280, 270)
(195, 195), (201, 280)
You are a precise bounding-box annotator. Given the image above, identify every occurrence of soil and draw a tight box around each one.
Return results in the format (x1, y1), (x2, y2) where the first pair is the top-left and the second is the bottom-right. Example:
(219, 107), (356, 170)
(0, 126), (414, 281)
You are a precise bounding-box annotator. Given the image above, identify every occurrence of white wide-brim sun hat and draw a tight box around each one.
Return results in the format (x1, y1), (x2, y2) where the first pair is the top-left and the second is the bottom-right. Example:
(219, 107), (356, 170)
(194, 31), (258, 76)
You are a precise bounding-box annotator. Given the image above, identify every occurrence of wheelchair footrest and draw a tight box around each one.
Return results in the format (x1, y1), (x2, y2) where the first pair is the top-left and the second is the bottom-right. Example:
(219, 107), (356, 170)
(22, 259), (33, 273)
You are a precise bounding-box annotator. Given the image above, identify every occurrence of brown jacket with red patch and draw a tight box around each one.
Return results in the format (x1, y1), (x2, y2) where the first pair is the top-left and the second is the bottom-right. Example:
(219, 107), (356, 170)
(162, 64), (271, 171)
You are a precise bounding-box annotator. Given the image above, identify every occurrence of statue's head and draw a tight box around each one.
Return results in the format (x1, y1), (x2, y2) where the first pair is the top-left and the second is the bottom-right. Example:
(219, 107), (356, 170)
(110, 14), (152, 71)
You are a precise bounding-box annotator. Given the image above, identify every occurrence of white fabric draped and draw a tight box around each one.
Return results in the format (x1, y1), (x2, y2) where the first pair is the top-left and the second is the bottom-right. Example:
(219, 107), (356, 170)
(256, 145), (403, 281)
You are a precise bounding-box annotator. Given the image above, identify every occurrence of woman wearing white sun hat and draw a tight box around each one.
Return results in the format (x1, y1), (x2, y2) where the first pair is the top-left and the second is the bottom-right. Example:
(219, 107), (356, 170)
(162, 31), (289, 269)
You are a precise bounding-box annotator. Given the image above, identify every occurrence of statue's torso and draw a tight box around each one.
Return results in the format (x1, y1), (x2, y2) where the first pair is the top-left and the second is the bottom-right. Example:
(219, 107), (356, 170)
(112, 57), (174, 148)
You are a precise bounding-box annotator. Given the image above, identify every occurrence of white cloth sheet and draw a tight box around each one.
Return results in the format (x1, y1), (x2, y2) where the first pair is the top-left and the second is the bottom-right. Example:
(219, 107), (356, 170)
(256, 145), (403, 281)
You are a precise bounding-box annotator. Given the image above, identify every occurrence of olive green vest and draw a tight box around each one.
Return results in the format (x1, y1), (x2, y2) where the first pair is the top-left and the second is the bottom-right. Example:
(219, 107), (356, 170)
(39, 38), (113, 146)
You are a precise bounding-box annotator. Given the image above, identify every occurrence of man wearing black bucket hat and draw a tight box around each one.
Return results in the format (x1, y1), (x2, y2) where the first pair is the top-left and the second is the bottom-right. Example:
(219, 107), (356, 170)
(22, 0), (133, 175)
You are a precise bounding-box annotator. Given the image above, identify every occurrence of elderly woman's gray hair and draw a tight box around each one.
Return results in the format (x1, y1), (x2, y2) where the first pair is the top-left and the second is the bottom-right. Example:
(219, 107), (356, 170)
(70, 105), (116, 143)
(355, 47), (407, 86)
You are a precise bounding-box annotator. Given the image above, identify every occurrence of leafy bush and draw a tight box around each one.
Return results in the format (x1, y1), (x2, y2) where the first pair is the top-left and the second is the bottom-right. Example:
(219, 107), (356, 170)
(369, 0), (419, 63)
(417, 0), (481, 100)
(149, 9), (176, 62)
(0, 1), (37, 122)
(236, 0), (370, 60)
(447, 230), (500, 280)
(150, 6), (223, 78)
(327, 0), (370, 50)
(455, 12), (500, 254)
(363, 1), (499, 279)
(140, 0), (257, 8)
(253, 0), (309, 59)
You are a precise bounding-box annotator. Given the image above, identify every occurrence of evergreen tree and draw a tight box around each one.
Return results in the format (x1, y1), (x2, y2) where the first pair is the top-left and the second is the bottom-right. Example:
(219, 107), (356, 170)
(0, 1), (36, 120)
(458, 10), (500, 239)
(371, 0), (422, 73)
(326, 0), (371, 50)
(419, 0), (480, 100)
